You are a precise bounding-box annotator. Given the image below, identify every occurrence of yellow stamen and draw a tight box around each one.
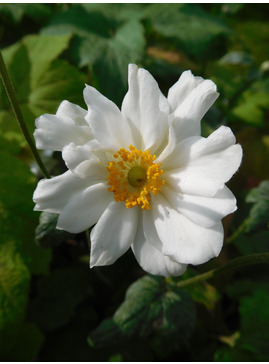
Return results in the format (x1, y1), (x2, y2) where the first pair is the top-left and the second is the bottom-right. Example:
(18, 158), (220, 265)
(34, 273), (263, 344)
(106, 145), (165, 210)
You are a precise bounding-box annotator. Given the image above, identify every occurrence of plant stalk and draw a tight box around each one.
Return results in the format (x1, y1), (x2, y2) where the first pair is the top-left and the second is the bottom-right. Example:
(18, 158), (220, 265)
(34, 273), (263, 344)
(0, 50), (50, 179)
(177, 252), (269, 288)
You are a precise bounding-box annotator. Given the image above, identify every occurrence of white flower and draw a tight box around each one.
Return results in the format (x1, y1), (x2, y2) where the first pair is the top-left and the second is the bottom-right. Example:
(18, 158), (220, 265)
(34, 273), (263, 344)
(33, 64), (242, 277)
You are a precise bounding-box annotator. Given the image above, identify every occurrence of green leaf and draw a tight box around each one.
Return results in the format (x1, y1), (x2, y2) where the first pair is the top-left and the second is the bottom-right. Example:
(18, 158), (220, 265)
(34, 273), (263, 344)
(0, 144), (51, 359)
(0, 34), (85, 147)
(245, 180), (269, 232)
(0, 3), (51, 23)
(234, 230), (269, 255)
(82, 3), (146, 22)
(144, 3), (230, 60)
(232, 78), (269, 127)
(185, 281), (220, 311)
(35, 211), (75, 248)
(41, 5), (145, 104)
(3, 34), (72, 89)
(226, 279), (269, 300)
(0, 241), (30, 357)
(240, 290), (269, 354)
(215, 289), (269, 361)
(2, 322), (44, 361)
(235, 20), (269, 64)
(29, 58), (85, 119)
(89, 275), (195, 350)
(92, 19), (145, 104)
(88, 318), (125, 349)
(0, 150), (51, 275)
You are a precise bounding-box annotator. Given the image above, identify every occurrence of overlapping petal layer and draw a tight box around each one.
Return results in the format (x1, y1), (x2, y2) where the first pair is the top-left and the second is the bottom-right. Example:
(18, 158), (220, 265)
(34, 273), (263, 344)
(151, 194), (224, 265)
(168, 71), (219, 142)
(90, 201), (139, 267)
(132, 214), (187, 277)
(34, 101), (91, 151)
(121, 64), (170, 153)
(84, 85), (133, 150)
(162, 185), (236, 228)
(162, 126), (242, 197)
(33, 64), (242, 277)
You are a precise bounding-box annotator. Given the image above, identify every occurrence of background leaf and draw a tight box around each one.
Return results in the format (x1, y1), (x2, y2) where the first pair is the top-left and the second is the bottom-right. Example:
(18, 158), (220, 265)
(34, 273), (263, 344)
(232, 78), (269, 127)
(144, 3), (230, 61)
(41, 4), (145, 105)
(0, 3), (51, 24)
(245, 180), (269, 232)
(215, 289), (269, 361)
(35, 211), (75, 249)
(0, 240), (30, 358)
(0, 34), (85, 148)
(89, 275), (196, 356)
(0, 147), (51, 359)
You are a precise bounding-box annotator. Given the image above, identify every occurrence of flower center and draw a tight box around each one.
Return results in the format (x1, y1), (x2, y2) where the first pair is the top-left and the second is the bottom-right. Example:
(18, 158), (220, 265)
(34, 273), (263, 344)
(127, 166), (147, 187)
(106, 145), (165, 210)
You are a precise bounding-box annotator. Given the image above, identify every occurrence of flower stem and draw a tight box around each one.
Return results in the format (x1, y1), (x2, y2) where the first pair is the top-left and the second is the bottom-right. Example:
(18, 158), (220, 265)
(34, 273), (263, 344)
(177, 252), (269, 288)
(0, 50), (50, 179)
(226, 217), (250, 244)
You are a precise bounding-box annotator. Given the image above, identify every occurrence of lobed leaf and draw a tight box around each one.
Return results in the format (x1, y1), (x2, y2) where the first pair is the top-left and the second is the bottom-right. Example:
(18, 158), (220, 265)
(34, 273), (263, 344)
(89, 275), (195, 350)
(232, 79), (269, 127)
(144, 3), (230, 60)
(0, 34), (85, 147)
(245, 180), (269, 232)
(41, 5), (145, 105)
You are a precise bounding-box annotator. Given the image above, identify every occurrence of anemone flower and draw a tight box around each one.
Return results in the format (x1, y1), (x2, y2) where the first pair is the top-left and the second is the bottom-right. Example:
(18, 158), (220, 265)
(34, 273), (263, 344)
(33, 64), (242, 277)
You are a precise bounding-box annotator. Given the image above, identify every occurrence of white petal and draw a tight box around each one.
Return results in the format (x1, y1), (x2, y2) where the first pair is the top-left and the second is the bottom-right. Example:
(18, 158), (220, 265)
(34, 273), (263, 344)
(57, 183), (112, 233)
(62, 142), (107, 180)
(143, 208), (163, 251)
(121, 64), (169, 153)
(84, 84), (133, 150)
(132, 216), (187, 277)
(156, 121), (177, 164)
(152, 194), (224, 265)
(163, 126), (243, 197)
(163, 126), (237, 170)
(34, 113), (92, 151)
(33, 170), (91, 214)
(167, 70), (204, 113)
(162, 184), (237, 228)
(171, 76), (219, 142)
(90, 202), (139, 267)
(56, 100), (88, 126)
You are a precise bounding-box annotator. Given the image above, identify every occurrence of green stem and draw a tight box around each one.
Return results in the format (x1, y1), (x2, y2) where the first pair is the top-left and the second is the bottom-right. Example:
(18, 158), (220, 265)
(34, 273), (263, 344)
(0, 50), (50, 179)
(177, 253), (269, 288)
(226, 217), (250, 244)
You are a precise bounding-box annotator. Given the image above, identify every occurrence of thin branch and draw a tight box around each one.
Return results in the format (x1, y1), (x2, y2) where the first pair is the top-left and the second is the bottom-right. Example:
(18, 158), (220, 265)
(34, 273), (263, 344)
(176, 252), (269, 288)
(0, 50), (50, 179)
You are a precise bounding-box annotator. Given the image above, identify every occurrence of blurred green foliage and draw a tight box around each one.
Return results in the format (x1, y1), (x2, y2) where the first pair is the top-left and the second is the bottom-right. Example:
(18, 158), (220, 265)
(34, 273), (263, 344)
(0, 3), (269, 361)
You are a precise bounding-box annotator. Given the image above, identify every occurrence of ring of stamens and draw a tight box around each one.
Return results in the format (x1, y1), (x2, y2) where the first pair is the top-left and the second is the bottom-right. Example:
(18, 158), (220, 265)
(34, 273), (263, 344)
(106, 145), (165, 210)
